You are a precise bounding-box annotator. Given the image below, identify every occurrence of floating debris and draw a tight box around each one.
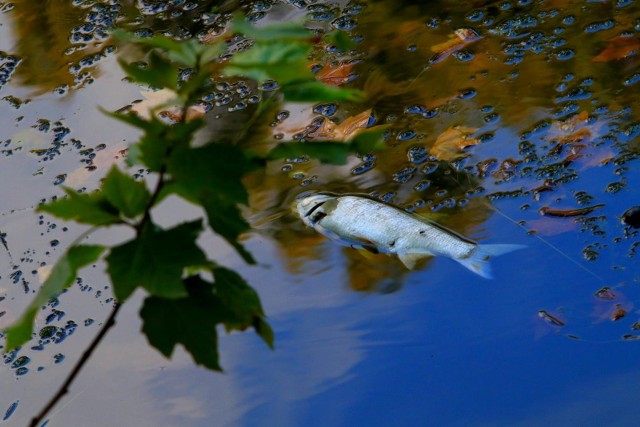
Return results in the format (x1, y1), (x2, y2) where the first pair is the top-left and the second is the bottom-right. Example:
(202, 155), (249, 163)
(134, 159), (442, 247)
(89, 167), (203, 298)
(539, 204), (605, 217)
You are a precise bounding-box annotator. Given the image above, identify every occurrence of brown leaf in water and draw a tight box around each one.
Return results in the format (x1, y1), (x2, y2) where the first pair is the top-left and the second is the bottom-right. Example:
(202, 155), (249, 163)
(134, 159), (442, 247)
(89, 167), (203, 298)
(430, 28), (481, 64)
(429, 126), (479, 160)
(538, 310), (565, 327)
(611, 305), (627, 321)
(308, 109), (373, 141)
(539, 204), (605, 217)
(593, 35), (640, 62)
(315, 62), (356, 86)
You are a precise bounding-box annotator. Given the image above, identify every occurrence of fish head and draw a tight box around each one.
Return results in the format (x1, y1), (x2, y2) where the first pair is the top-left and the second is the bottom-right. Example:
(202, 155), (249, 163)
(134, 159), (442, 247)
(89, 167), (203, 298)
(296, 193), (338, 226)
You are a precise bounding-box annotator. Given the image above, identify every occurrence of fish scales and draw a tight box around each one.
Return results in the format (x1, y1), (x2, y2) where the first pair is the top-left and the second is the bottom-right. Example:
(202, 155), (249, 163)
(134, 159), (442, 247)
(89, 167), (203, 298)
(323, 196), (475, 259)
(296, 193), (524, 278)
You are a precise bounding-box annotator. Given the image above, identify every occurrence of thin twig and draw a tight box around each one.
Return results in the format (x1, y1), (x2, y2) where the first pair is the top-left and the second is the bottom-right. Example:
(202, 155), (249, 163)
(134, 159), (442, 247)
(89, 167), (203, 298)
(30, 303), (122, 427)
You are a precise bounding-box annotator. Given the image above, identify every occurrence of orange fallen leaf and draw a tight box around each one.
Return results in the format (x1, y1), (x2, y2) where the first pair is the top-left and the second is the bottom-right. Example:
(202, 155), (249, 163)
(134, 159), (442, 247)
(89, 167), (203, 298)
(308, 109), (372, 141)
(315, 62), (357, 86)
(429, 125), (479, 160)
(593, 35), (640, 62)
(430, 28), (481, 64)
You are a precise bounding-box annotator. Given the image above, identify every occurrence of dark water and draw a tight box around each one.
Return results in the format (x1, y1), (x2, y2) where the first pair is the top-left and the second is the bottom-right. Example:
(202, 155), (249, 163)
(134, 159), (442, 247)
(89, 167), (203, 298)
(1, 0), (640, 425)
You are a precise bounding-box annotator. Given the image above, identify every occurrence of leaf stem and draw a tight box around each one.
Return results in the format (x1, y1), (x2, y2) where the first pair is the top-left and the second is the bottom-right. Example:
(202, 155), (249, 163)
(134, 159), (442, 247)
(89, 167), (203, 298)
(30, 303), (122, 427)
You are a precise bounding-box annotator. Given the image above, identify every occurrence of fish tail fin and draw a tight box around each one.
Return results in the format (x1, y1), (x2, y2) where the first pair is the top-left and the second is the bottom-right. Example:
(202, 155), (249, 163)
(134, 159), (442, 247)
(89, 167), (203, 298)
(457, 244), (526, 279)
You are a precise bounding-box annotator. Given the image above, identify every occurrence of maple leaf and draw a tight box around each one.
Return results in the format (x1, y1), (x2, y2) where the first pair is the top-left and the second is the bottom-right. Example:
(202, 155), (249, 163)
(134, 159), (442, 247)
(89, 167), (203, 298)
(315, 62), (357, 86)
(593, 35), (640, 62)
(429, 125), (479, 160)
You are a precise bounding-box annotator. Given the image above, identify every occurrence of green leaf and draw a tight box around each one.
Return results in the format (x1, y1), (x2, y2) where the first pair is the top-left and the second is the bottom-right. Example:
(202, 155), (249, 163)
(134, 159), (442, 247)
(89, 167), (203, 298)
(253, 317), (275, 349)
(118, 52), (179, 90)
(140, 276), (223, 371)
(202, 198), (255, 264)
(168, 143), (252, 205)
(232, 14), (311, 41)
(133, 119), (202, 172)
(39, 188), (122, 225)
(225, 41), (314, 84)
(212, 266), (274, 348)
(267, 142), (351, 164)
(4, 245), (105, 350)
(102, 166), (151, 218)
(114, 31), (222, 67)
(282, 80), (366, 102)
(106, 221), (207, 301)
(214, 267), (265, 326)
(104, 110), (157, 132)
(348, 126), (389, 153)
(166, 144), (256, 264)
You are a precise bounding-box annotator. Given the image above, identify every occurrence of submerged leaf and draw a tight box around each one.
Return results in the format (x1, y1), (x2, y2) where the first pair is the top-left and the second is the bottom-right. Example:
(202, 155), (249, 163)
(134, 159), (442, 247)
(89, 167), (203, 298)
(315, 62), (356, 86)
(308, 109), (373, 141)
(593, 35), (640, 62)
(430, 28), (481, 64)
(430, 126), (479, 160)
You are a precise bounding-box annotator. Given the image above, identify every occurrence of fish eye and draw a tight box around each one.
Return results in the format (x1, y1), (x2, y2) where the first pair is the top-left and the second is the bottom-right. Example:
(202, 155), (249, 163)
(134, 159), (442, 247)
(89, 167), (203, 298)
(305, 201), (326, 217)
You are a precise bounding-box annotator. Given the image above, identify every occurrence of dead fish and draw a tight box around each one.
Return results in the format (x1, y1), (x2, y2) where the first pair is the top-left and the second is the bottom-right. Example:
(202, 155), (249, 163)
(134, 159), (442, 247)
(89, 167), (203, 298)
(296, 193), (524, 279)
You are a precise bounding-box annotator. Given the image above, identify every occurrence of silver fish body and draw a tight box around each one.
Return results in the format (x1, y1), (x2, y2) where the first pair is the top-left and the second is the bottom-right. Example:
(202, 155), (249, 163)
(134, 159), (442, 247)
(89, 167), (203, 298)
(297, 193), (523, 278)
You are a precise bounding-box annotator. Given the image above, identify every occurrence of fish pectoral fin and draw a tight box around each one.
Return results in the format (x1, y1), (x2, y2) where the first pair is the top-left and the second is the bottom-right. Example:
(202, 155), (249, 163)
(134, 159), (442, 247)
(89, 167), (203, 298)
(398, 253), (431, 269)
(349, 237), (379, 254)
(361, 244), (379, 254)
(355, 248), (378, 260)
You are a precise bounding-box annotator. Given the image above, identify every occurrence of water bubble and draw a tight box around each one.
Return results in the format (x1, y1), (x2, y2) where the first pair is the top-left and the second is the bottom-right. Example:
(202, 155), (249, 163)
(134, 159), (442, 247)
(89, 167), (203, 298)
(483, 113), (500, 123)
(422, 109), (438, 119)
(313, 103), (337, 117)
(259, 80), (280, 91)
(3, 401), (18, 421)
(422, 162), (439, 175)
(11, 356), (30, 369)
(413, 180), (431, 191)
(397, 130), (416, 141)
(623, 73), (640, 86)
(393, 166), (417, 183)
(351, 161), (376, 175)
(555, 48), (575, 60)
(407, 146), (430, 163)
(405, 105), (427, 115)
(466, 10), (484, 22)
(453, 50), (475, 62)
(276, 111), (290, 121)
(622, 206), (640, 228)
(584, 20), (615, 33)
(331, 15), (356, 30)
(457, 88), (477, 99)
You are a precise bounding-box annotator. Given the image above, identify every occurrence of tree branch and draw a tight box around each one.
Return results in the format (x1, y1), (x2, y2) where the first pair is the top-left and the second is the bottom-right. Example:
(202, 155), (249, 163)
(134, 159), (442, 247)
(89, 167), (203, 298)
(30, 303), (122, 427)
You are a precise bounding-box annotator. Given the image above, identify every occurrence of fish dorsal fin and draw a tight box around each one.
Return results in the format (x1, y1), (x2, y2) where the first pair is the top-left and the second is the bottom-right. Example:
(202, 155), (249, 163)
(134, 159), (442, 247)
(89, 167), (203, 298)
(398, 253), (431, 269)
